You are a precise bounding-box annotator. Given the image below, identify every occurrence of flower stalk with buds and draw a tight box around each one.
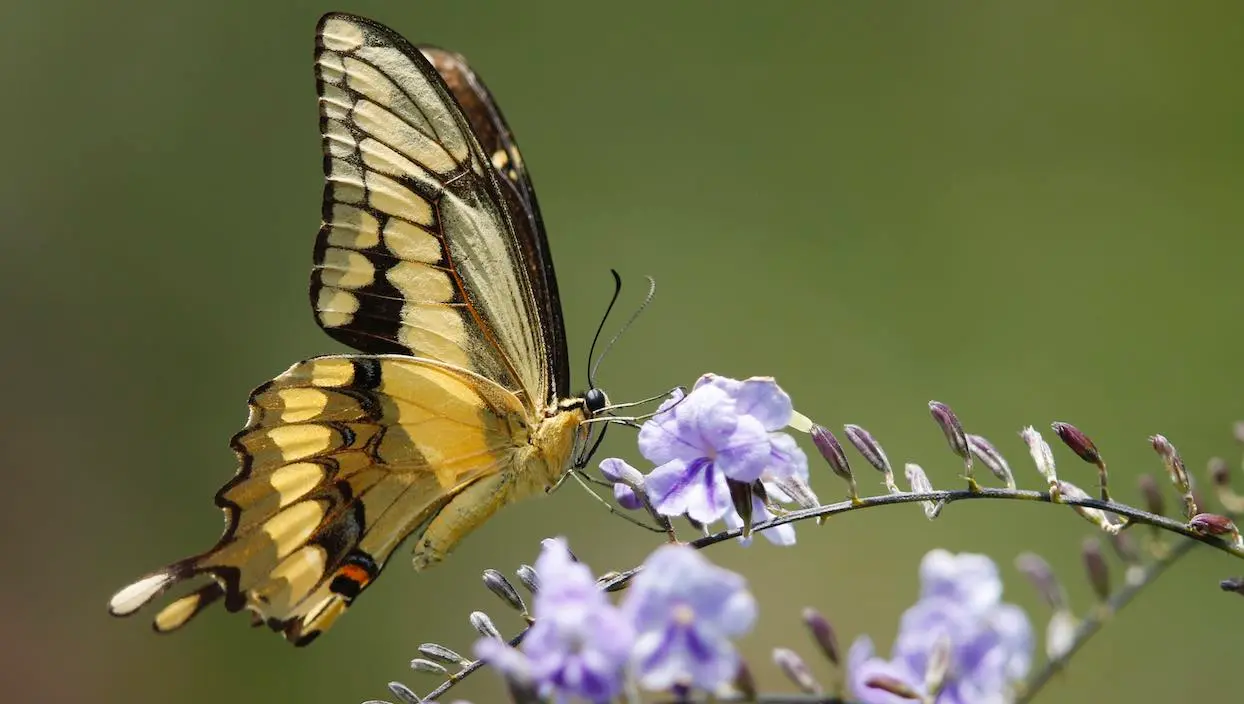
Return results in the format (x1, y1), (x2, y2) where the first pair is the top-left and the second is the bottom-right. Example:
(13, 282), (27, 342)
(368, 375), (1244, 704)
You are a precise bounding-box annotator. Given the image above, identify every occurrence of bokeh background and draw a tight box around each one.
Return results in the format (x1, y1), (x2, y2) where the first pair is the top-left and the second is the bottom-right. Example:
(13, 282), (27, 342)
(4, 1), (1242, 702)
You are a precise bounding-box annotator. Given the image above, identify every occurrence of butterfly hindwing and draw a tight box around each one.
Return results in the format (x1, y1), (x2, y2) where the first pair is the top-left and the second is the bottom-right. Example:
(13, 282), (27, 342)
(311, 13), (559, 409)
(108, 355), (551, 644)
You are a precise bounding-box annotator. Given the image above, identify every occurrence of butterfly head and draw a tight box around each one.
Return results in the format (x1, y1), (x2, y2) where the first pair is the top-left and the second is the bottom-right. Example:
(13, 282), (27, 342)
(584, 387), (609, 415)
(565, 387), (611, 469)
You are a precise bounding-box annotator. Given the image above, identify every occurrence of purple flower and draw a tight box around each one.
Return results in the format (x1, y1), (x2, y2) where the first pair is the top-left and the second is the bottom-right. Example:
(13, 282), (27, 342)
(474, 538), (633, 703)
(622, 544), (757, 692)
(848, 549), (1033, 704)
(599, 457), (643, 511)
(612, 374), (807, 525)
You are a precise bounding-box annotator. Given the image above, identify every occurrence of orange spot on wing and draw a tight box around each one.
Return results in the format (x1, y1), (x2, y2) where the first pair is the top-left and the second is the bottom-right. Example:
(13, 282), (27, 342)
(337, 563), (373, 588)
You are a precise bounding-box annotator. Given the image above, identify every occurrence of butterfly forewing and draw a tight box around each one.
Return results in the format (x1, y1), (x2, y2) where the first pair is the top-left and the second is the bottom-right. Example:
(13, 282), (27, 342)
(423, 46), (570, 399)
(311, 14), (558, 409)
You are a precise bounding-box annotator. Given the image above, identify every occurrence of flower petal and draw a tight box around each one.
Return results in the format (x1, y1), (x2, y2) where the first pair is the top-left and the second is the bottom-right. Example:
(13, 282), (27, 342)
(715, 417), (775, 483)
(848, 636), (924, 704)
(644, 458), (733, 523)
(919, 550), (1002, 613)
(613, 483), (642, 511)
(474, 637), (531, 682)
(767, 432), (809, 483)
(638, 409), (704, 465)
(598, 457), (635, 483)
(734, 377), (793, 431)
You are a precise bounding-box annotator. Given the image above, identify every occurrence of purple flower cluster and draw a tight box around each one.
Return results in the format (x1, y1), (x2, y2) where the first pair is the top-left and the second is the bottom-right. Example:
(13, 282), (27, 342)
(476, 538), (756, 702)
(601, 374), (810, 545)
(848, 550), (1033, 704)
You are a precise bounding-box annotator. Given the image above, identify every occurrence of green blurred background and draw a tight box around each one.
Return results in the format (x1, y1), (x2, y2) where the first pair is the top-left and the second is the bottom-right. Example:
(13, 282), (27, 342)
(4, 1), (1242, 702)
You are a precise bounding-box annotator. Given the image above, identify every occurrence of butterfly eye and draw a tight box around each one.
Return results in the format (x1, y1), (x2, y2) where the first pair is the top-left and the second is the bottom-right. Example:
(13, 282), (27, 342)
(585, 388), (609, 415)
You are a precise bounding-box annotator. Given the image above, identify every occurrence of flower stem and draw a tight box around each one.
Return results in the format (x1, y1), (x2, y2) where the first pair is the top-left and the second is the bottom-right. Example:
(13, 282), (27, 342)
(1012, 536), (1198, 704)
(596, 487), (1240, 595)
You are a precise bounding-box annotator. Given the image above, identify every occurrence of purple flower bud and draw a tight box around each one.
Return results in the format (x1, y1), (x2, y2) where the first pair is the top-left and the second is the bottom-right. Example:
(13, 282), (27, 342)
(844, 424), (897, 492)
(1081, 538), (1110, 602)
(409, 657), (448, 675)
(844, 424), (892, 475)
(1190, 512), (1237, 536)
(772, 474), (819, 511)
(1052, 421), (1110, 501)
(1220, 577), (1244, 595)
(1108, 531), (1141, 566)
(469, 611), (501, 640)
(482, 569), (527, 614)
(515, 564), (538, 594)
(801, 607), (840, 666)
(728, 480), (754, 538)
(600, 456), (642, 485)
(733, 660), (758, 701)
(773, 648), (822, 694)
(811, 424), (854, 485)
(1151, 435), (1199, 518)
(418, 642), (466, 666)
(929, 401), (970, 461)
(1051, 422), (1102, 465)
(1138, 474), (1165, 517)
(923, 635), (953, 698)
(1055, 480), (1125, 533)
(905, 463), (943, 519)
(387, 681), (423, 704)
(598, 570), (629, 593)
(1045, 610), (1078, 660)
(599, 457), (645, 511)
(1020, 426), (1057, 484)
(1209, 457), (1231, 488)
(862, 674), (923, 700)
(1015, 552), (1066, 610)
(1150, 434), (1190, 494)
(967, 434), (1016, 489)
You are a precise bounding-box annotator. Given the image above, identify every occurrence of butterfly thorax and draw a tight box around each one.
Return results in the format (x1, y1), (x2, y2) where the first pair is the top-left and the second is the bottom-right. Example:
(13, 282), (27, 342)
(519, 388), (603, 489)
(527, 399), (593, 491)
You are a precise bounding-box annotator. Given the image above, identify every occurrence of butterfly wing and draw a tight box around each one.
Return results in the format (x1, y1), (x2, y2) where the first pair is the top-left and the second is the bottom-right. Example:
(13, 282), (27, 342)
(311, 13), (569, 409)
(109, 13), (586, 646)
(421, 46), (570, 398)
(108, 356), (548, 645)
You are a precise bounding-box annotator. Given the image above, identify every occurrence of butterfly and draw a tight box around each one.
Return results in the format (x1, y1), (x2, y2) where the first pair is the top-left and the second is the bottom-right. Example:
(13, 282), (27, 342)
(107, 12), (609, 646)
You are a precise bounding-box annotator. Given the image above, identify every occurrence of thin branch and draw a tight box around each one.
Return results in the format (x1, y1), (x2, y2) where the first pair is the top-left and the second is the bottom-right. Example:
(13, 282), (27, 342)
(1014, 536), (1199, 703)
(598, 487), (1239, 593)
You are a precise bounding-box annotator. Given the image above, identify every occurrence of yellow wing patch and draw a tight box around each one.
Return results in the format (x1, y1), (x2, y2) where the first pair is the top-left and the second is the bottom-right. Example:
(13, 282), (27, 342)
(309, 14), (553, 409)
(108, 355), (579, 645)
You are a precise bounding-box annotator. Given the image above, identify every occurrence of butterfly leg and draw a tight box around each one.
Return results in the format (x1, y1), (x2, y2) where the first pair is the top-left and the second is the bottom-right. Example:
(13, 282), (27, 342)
(559, 470), (667, 534)
(572, 469), (615, 489)
(411, 473), (516, 571)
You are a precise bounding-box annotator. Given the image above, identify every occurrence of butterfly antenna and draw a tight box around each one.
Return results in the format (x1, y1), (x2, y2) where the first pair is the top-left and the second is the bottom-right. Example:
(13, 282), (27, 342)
(586, 270), (625, 390)
(589, 274), (656, 387)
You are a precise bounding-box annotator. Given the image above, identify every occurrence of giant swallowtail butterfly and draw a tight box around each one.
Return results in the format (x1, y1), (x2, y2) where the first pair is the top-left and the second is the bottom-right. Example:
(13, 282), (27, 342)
(108, 12), (607, 646)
